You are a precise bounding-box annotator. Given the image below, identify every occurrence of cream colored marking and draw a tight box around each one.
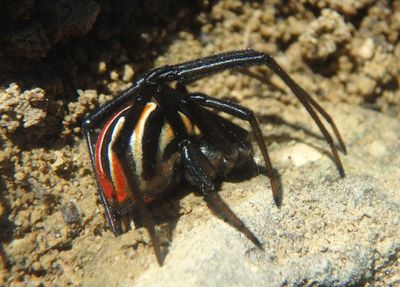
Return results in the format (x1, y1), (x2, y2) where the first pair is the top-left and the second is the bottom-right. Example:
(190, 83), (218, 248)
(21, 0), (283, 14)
(97, 107), (131, 175)
(157, 112), (194, 161)
(129, 102), (158, 187)
(108, 116), (126, 184)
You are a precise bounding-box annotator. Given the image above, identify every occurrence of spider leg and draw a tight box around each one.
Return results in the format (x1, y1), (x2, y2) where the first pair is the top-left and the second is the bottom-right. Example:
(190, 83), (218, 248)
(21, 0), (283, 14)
(177, 83), (239, 153)
(155, 86), (263, 249)
(83, 128), (121, 234)
(176, 84), (254, 154)
(298, 92), (347, 154)
(146, 49), (345, 177)
(180, 139), (263, 249)
(83, 84), (144, 130)
(111, 94), (164, 266)
(187, 93), (281, 206)
(239, 69), (347, 154)
(186, 103), (237, 156)
(261, 60), (346, 177)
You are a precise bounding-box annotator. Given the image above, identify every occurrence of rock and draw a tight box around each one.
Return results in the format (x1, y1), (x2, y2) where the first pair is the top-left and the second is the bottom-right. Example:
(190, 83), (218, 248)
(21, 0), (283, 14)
(80, 103), (400, 286)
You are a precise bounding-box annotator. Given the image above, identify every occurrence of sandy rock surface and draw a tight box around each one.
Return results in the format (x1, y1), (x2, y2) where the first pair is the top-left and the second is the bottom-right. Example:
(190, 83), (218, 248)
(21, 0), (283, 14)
(81, 103), (400, 287)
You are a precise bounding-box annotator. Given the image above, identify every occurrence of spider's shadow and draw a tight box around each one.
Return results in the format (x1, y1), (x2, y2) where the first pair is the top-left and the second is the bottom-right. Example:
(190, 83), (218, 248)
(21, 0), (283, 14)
(132, 184), (197, 256)
(224, 159), (284, 207)
(258, 114), (342, 166)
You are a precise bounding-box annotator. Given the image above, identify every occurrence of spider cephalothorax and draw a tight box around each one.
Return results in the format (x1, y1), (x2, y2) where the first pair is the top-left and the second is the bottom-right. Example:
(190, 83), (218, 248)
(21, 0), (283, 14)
(83, 49), (346, 265)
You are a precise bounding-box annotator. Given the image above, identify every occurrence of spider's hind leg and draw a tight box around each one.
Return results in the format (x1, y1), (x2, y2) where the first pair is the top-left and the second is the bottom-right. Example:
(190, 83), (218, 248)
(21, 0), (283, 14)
(177, 83), (255, 174)
(187, 93), (281, 205)
(185, 102), (256, 178)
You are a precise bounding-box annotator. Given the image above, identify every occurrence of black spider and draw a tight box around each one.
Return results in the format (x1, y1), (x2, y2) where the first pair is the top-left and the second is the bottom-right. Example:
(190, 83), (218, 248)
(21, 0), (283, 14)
(83, 49), (346, 265)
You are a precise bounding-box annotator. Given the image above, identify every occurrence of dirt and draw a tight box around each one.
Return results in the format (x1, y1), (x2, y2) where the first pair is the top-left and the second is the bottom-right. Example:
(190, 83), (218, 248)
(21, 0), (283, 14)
(0, 0), (399, 286)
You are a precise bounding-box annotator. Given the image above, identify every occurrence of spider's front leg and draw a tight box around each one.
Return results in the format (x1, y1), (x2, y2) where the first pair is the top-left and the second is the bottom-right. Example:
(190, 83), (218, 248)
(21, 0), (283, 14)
(179, 139), (262, 248)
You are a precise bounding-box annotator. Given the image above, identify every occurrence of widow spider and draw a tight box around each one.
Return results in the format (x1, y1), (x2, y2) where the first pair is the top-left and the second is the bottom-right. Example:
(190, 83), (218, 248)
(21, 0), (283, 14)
(83, 49), (346, 265)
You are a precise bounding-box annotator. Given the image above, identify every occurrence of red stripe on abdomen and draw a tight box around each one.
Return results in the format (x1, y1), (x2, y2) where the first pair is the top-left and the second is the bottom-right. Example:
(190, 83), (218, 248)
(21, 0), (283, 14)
(95, 105), (131, 203)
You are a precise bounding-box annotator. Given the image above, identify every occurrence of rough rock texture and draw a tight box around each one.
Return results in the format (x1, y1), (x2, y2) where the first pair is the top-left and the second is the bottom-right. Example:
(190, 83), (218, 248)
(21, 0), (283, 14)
(0, 84), (47, 132)
(1, 0), (100, 59)
(0, 0), (399, 286)
(81, 103), (400, 287)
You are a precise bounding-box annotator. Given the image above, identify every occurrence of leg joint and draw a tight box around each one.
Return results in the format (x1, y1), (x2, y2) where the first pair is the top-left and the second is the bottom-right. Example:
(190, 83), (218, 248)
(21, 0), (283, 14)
(82, 118), (91, 131)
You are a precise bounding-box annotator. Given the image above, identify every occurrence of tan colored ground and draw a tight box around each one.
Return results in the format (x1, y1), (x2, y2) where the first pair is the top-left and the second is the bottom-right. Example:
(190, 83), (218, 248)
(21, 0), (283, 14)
(0, 1), (399, 286)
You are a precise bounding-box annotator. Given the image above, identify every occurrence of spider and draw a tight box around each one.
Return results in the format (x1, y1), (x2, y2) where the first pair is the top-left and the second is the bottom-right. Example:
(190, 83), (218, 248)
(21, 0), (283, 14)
(83, 49), (346, 265)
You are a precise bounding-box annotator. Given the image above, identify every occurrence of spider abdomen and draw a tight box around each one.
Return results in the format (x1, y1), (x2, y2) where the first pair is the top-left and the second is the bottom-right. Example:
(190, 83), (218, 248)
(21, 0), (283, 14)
(94, 102), (194, 208)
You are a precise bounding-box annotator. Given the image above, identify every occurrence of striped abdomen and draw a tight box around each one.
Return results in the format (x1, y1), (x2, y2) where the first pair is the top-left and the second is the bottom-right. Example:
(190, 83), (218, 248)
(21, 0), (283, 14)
(95, 102), (194, 209)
